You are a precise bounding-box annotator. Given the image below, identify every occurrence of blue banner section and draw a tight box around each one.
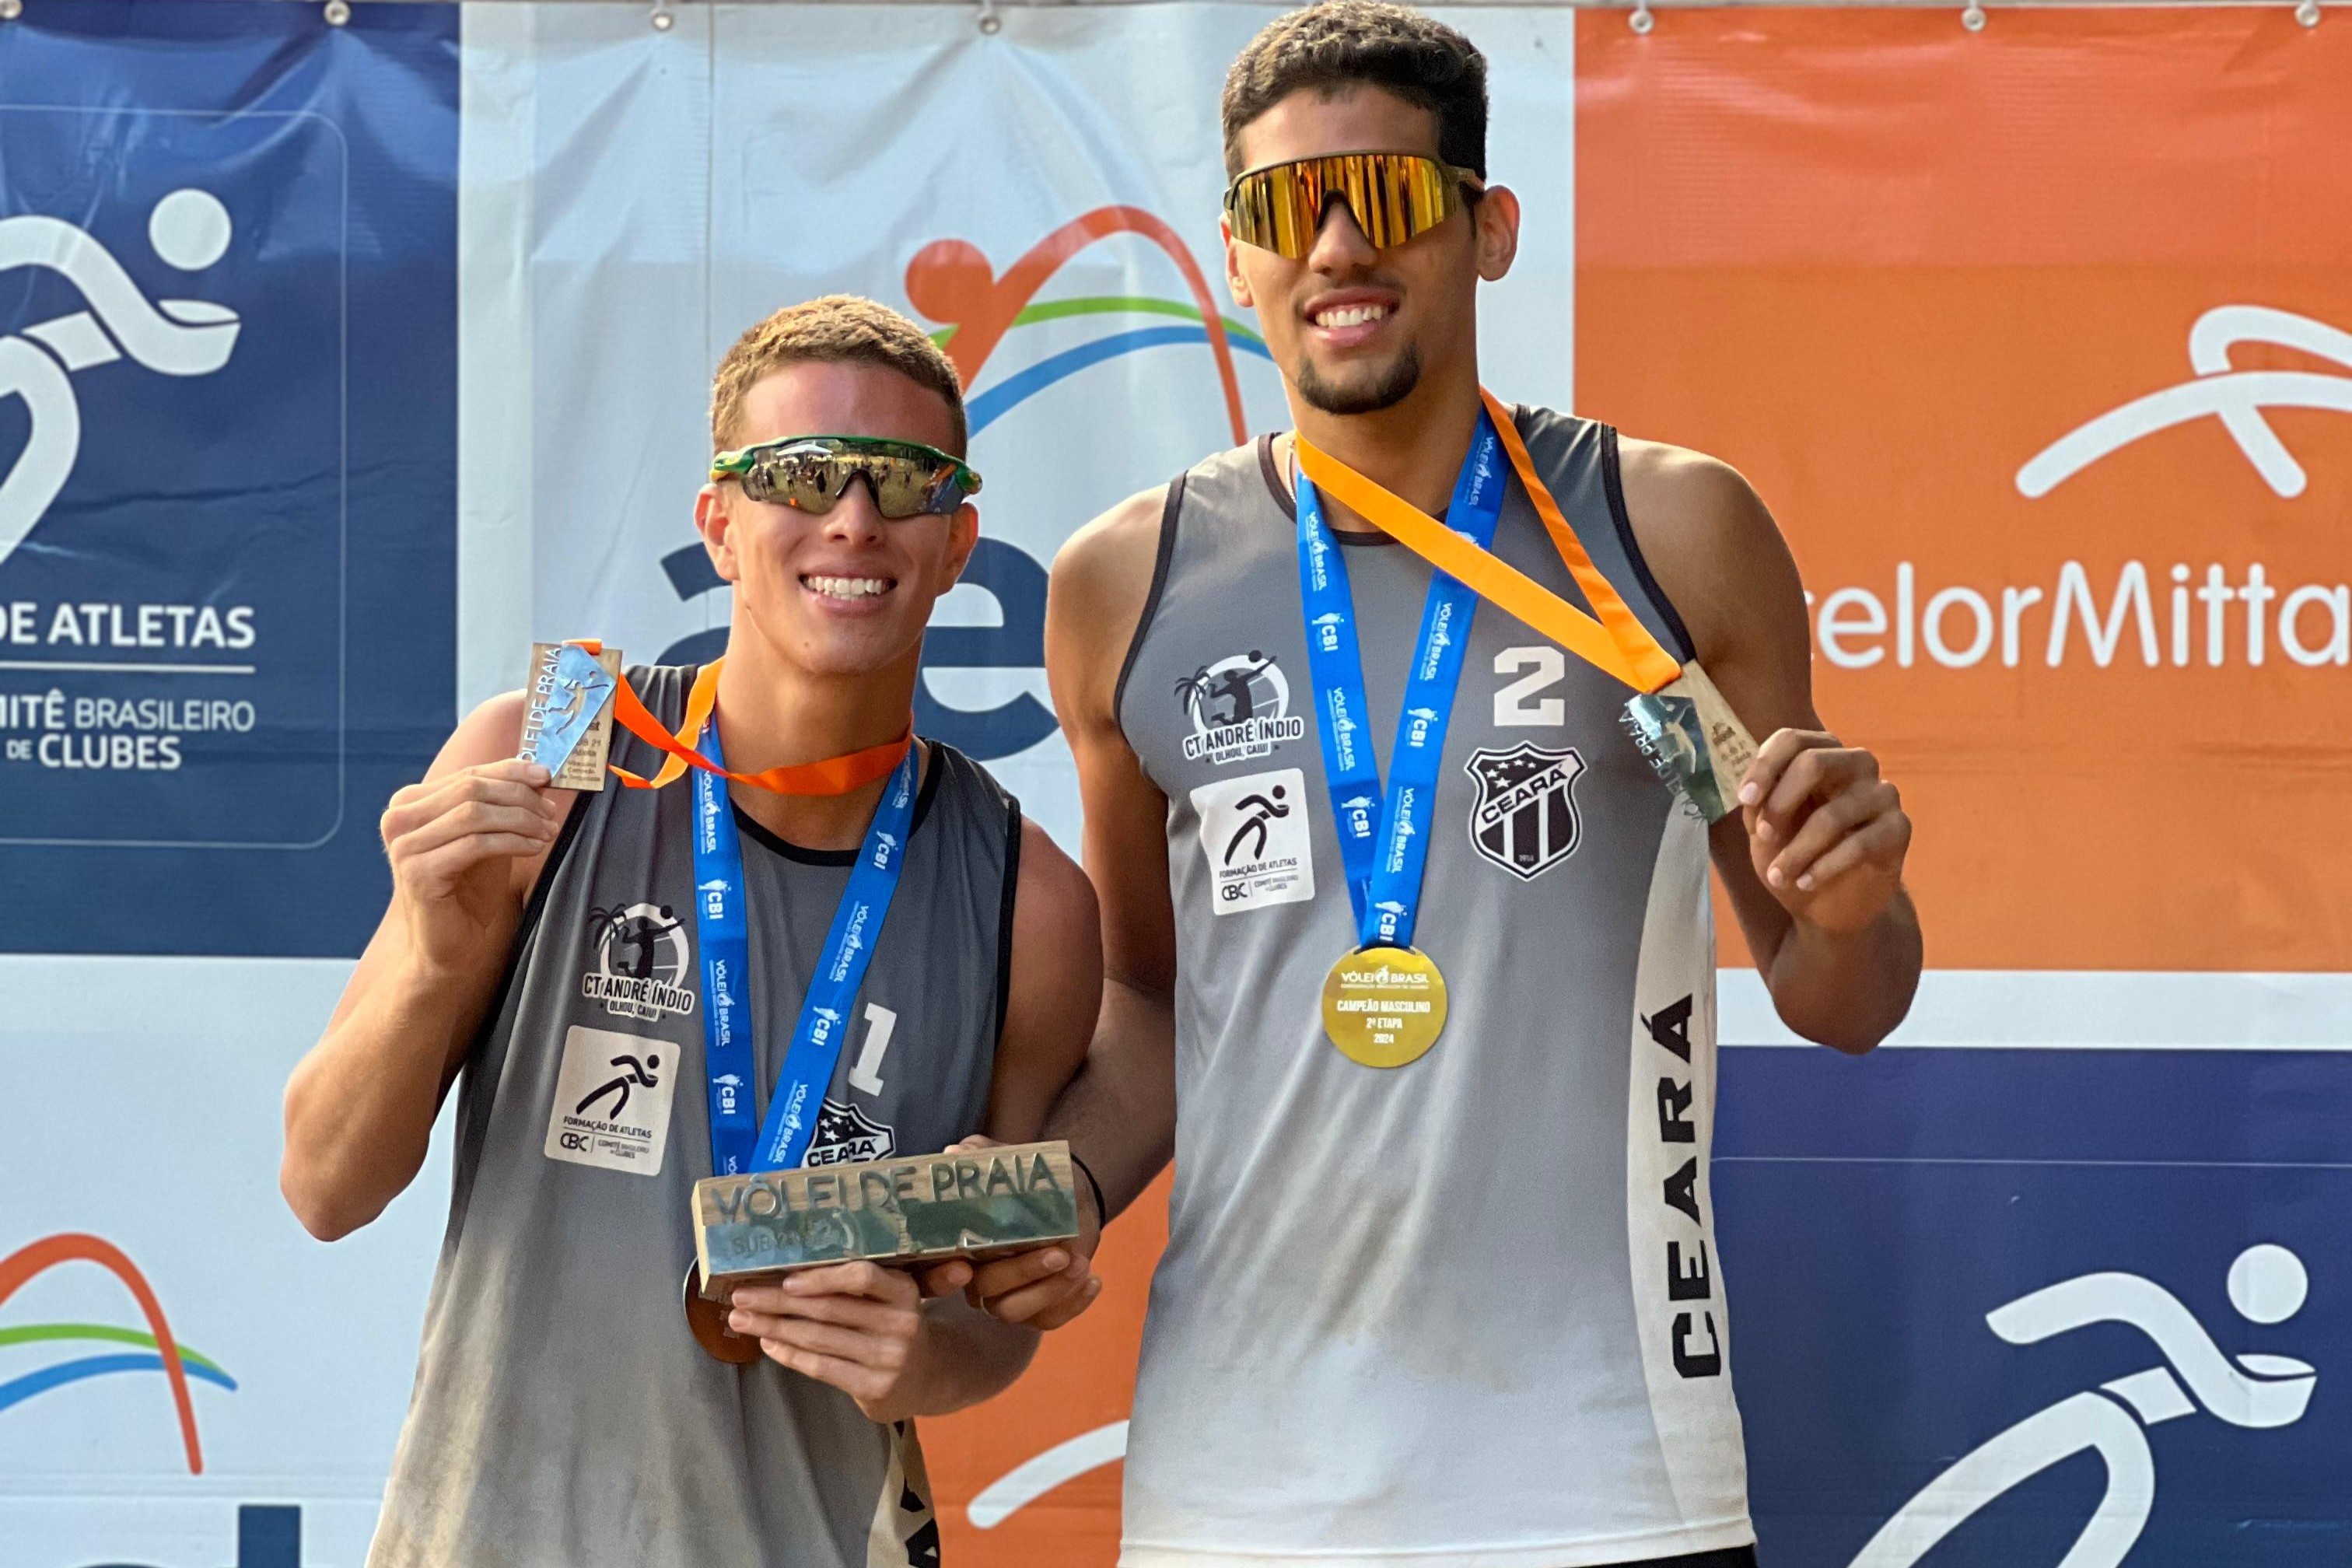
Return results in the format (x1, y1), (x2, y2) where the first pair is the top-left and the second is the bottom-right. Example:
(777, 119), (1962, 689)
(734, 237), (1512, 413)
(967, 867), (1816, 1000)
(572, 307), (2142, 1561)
(0, 1), (456, 954)
(1718, 1047), (2351, 1566)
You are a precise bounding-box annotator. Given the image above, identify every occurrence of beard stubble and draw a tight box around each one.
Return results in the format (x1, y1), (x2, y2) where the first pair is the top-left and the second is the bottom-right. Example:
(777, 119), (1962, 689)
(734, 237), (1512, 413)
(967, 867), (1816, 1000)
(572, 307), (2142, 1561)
(1295, 343), (1423, 416)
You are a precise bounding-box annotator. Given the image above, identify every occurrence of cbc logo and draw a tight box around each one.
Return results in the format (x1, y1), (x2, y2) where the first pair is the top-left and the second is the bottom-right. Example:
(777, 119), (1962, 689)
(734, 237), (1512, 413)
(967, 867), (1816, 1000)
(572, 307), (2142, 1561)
(1220, 883), (1248, 902)
(560, 1131), (592, 1151)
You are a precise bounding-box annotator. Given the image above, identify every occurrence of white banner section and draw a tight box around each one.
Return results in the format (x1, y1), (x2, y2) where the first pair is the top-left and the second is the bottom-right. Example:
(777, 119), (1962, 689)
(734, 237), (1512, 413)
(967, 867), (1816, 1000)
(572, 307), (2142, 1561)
(457, 1), (1576, 849)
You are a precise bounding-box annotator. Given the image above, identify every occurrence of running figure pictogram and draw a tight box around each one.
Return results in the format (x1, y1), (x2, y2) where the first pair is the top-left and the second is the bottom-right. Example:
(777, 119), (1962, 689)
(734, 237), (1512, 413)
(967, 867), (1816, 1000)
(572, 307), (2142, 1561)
(1223, 784), (1291, 864)
(1850, 1244), (2317, 1568)
(574, 1052), (662, 1120)
(0, 188), (242, 565)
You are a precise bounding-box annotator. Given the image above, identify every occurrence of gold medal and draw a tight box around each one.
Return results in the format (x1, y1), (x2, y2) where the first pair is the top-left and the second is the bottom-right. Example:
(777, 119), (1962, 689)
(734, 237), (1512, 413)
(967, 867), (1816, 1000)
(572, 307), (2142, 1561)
(1321, 946), (1447, 1068)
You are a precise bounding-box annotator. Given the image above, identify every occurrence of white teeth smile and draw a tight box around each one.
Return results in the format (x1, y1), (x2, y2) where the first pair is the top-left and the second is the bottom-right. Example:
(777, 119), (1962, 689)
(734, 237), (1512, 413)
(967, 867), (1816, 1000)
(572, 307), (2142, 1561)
(1314, 303), (1392, 329)
(804, 574), (893, 600)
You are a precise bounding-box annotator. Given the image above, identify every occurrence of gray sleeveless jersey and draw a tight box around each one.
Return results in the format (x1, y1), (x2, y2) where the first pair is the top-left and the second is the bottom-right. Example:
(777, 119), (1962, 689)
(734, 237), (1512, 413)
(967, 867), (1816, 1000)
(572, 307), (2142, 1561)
(1118, 411), (1752, 1568)
(369, 665), (1018, 1568)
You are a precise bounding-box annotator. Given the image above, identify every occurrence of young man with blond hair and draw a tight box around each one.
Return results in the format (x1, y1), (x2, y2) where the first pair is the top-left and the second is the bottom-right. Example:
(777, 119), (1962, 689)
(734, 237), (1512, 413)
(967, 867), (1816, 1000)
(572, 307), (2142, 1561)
(283, 295), (1101, 1567)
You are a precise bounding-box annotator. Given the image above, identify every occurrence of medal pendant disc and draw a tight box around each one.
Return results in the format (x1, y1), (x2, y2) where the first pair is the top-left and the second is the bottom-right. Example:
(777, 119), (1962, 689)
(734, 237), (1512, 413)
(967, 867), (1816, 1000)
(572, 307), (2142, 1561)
(1321, 946), (1447, 1068)
(684, 1262), (762, 1364)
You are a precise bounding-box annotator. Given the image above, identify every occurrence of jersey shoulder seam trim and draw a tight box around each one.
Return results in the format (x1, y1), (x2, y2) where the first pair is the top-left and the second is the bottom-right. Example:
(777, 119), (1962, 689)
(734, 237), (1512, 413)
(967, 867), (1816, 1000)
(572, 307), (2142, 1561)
(992, 794), (1022, 1050)
(1255, 432), (1297, 521)
(1112, 472), (1187, 719)
(1599, 422), (1700, 665)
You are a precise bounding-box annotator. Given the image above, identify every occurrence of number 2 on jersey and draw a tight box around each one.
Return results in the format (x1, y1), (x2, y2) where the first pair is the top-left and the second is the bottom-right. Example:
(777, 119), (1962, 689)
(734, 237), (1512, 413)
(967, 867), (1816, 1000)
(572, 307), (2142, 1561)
(846, 1003), (898, 1096)
(1493, 646), (1566, 726)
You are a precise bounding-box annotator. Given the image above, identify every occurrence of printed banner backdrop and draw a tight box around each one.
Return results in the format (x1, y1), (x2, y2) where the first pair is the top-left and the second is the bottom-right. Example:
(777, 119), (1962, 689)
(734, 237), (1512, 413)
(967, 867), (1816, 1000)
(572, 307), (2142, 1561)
(1579, 12), (2352, 1564)
(0, 0), (458, 955)
(0, 6), (461, 1568)
(5, 3), (2349, 1567)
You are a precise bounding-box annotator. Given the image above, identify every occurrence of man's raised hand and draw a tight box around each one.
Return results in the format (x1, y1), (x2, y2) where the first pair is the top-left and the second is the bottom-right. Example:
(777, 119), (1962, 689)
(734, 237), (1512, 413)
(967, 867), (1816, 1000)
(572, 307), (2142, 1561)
(1738, 729), (1912, 935)
(380, 758), (564, 972)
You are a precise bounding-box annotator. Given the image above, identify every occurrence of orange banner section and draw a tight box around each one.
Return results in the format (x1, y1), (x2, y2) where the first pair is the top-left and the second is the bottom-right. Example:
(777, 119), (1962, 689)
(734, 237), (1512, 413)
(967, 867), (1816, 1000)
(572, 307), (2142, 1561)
(1577, 7), (2352, 971)
(929, 1172), (1168, 1565)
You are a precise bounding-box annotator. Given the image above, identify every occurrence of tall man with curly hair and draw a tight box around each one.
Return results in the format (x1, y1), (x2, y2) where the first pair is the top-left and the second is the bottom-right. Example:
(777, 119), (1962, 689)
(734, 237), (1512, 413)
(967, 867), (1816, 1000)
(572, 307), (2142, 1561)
(971, 6), (1923, 1565)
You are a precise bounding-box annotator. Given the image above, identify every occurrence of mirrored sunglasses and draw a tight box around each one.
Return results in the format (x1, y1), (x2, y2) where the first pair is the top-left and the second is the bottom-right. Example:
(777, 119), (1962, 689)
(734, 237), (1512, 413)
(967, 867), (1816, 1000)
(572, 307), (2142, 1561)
(709, 434), (982, 519)
(1223, 150), (1481, 260)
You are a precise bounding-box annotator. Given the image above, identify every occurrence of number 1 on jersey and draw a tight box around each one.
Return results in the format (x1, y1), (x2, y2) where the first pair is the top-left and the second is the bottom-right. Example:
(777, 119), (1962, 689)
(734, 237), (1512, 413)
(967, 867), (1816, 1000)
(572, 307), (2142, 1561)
(847, 1003), (898, 1096)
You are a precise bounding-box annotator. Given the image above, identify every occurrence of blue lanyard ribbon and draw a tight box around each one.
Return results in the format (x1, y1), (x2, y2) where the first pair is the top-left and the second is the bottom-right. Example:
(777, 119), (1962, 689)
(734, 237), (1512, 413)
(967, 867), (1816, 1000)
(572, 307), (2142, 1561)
(1297, 410), (1508, 950)
(690, 722), (921, 1176)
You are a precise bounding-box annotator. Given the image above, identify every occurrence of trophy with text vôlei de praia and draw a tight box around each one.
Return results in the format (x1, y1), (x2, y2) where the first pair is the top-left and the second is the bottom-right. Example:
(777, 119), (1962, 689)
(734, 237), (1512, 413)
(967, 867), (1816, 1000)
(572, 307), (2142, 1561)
(689, 1140), (1080, 1310)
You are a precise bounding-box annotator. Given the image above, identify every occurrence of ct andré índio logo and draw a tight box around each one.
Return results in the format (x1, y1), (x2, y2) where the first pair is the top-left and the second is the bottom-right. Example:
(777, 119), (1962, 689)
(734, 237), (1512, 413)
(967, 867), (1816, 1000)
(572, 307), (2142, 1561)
(1175, 650), (1307, 766)
(581, 902), (697, 1023)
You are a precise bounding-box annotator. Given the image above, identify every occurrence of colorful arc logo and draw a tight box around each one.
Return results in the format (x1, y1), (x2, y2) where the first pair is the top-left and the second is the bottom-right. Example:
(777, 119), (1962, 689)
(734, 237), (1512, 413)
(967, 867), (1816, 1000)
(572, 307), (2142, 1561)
(0, 1233), (236, 1475)
(658, 205), (1273, 663)
(907, 205), (1272, 437)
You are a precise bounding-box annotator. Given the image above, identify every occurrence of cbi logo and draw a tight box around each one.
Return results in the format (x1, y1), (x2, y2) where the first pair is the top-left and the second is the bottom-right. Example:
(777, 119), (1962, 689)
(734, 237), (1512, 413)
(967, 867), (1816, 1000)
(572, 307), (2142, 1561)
(712, 1071), (745, 1118)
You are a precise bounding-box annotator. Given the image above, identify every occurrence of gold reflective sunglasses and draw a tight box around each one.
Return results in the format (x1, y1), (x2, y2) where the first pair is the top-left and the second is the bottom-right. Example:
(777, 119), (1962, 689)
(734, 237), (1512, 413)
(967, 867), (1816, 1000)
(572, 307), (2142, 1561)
(1223, 150), (1482, 260)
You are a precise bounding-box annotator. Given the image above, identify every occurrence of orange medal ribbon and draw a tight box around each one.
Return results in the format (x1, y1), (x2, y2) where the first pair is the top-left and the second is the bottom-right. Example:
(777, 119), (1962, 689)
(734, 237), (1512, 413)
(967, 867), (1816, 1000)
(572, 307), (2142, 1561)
(1292, 388), (1686, 696)
(568, 643), (912, 796)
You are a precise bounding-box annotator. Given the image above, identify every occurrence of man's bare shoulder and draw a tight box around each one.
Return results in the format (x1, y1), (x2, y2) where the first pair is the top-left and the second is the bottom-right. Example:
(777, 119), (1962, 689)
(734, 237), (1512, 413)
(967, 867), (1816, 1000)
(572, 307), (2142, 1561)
(1613, 436), (1803, 668)
(1052, 483), (1169, 597)
(1013, 816), (1099, 953)
(990, 816), (1101, 1121)
(1046, 485), (1170, 704)
(1615, 437), (1777, 555)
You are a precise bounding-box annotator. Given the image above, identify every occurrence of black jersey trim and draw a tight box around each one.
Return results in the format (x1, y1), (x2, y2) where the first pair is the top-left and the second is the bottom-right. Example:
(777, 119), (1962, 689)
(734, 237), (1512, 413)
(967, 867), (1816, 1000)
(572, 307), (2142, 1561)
(1599, 422), (1699, 666)
(1112, 475), (1186, 721)
(1257, 431), (1398, 546)
(446, 779), (595, 1226)
(521, 795), (592, 945)
(731, 741), (947, 866)
(993, 800), (1023, 1049)
(1257, 433), (1295, 520)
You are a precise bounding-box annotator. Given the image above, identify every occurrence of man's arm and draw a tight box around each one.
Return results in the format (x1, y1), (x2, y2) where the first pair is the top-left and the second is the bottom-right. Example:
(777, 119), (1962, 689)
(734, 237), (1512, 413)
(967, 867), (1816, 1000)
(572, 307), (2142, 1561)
(280, 694), (572, 1240)
(1619, 440), (1922, 1052)
(936, 486), (1181, 1330)
(726, 816), (1106, 1420)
